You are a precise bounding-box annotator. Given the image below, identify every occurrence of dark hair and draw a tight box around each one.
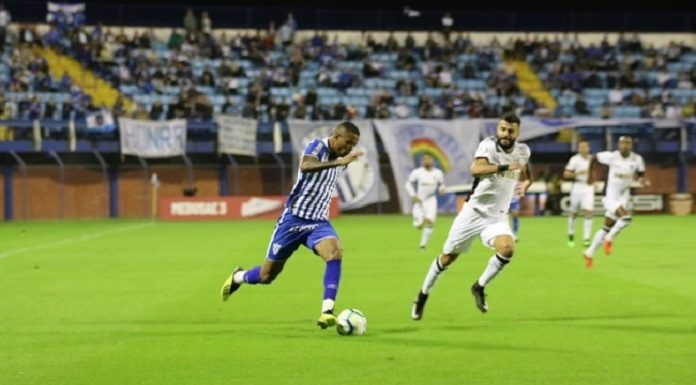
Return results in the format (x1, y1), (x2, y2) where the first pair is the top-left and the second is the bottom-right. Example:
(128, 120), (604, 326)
(500, 111), (520, 125)
(336, 121), (361, 136)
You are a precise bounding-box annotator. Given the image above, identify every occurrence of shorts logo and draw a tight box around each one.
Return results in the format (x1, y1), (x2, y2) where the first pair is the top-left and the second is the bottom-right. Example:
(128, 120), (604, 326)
(289, 224), (320, 232)
(272, 243), (282, 255)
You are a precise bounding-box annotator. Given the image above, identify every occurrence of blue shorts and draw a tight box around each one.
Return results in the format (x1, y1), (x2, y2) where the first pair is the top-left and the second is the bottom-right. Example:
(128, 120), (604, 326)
(266, 211), (339, 261)
(509, 199), (520, 211)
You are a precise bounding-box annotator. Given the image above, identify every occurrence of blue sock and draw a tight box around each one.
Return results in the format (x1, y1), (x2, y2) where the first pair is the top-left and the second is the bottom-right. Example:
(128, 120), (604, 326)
(513, 216), (519, 235)
(323, 259), (342, 301)
(243, 266), (261, 284)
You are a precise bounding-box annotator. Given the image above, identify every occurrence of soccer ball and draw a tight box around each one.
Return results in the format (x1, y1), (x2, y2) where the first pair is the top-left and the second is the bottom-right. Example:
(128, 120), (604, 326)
(336, 308), (367, 336)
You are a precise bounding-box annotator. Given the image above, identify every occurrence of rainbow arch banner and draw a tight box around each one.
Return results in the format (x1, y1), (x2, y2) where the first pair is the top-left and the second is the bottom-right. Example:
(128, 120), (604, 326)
(374, 120), (480, 214)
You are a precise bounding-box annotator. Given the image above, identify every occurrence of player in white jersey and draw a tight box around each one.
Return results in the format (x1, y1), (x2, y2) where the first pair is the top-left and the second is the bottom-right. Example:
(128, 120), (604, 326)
(405, 154), (446, 250)
(583, 136), (650, 268)
(411, 112), (532, 319)
(563, 140), (594, 247)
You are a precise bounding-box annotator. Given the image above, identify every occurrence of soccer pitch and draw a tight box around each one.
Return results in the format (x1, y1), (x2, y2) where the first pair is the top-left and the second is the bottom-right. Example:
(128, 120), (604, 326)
(1, 215), (695, 385)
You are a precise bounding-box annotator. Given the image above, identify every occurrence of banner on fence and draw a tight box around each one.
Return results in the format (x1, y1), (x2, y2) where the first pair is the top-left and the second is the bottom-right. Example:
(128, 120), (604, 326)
(86, 109), (115, 133)
(159, 196), (340, 220)
(374, 119), (480, 214)
(216, 116), (257, 156)
(119, 118), (187, 158)
(288, 120), (388, 211)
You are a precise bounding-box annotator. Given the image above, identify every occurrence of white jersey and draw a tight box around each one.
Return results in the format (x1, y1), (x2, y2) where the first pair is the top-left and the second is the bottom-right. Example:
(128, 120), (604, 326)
(596, 150), (645, 201)
(469, 137), (531, 217)
(405, 167), (445, 201)
(565, 153), (593, 196)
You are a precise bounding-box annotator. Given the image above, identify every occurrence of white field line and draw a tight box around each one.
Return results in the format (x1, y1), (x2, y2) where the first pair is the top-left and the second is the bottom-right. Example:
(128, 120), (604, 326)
(0, 222), (154, 259)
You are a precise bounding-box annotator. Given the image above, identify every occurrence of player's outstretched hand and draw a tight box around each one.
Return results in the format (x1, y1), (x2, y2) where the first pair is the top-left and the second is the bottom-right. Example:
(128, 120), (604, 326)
(338, 151), (364, 166)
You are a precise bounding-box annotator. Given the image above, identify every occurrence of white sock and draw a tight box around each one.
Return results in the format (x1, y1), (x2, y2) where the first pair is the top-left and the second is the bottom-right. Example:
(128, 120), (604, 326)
(605, 217), (631, 241)
(420, 226), (433, 248)
(321, 299), (335, 313)
(421, 256), (447, 294)
(583, 217), (593, 241)
(568, 215), (576, 237)
(233, 270), (246, 284)
(585, 226), (608, 257)
(477, 253), (510, 287)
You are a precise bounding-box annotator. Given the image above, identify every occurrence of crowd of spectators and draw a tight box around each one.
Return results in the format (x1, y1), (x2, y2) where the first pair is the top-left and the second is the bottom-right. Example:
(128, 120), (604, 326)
(1, 7), (694, 129)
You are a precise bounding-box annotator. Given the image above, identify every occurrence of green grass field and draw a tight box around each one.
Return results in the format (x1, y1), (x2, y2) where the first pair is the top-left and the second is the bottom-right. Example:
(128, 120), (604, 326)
(1, 215), (695, 385)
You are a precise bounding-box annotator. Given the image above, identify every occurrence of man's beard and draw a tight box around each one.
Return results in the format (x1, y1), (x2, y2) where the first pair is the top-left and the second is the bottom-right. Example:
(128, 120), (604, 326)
(497, 137), (515, 150)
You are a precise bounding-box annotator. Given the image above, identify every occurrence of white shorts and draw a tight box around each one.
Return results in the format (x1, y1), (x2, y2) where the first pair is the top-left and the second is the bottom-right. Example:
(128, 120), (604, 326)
(442, 204), (513, 254)
(569, 185), (594, 213)
(412, 198), (437, 227)
(603, 196), (631, 220)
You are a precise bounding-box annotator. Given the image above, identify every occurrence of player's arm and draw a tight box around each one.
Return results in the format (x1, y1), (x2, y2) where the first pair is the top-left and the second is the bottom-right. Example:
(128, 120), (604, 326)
(470, 157), (524, 177)
(586, 156), (598, 184)
(635, 156), (650, 188)
(520, 162), (533, 194)
(404, 171), (420, 203)
(299, 152), (363, 173)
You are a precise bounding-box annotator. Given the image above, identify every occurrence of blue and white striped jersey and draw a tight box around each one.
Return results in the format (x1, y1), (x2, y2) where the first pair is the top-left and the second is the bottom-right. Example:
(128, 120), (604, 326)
(285, 138), (343, 220)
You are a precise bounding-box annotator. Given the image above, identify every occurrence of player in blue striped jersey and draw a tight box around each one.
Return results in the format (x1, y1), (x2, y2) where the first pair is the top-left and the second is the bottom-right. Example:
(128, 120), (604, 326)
(220, 121), (362, 329)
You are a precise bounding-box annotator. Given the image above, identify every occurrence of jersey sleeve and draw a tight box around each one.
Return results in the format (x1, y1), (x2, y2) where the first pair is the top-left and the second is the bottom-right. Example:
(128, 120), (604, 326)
(437, 170), (446, 192)
(636, 155), (646, 173)
(519, 143), (531, 162)
(302, 139), (324, 158)
(595, 151), (613, 165)
(473, 138), (496, 163)
(565, 156), (577, 171)
(405, 170), (418, 196)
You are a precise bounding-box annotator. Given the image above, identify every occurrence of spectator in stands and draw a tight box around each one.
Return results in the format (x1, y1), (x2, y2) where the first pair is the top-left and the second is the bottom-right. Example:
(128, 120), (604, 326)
(600, 103), (612, 119)
(650, 103), (665, 118)
(404, 32), (415, 50)
(394, 102), (409, 119)
(396, 78), (417, 96)
(0, 4), (9, 53)
(608, 86), (623, 105)
(574, 97), (590, 116)
(27, 96), (41, 120)
(682, 99), (695, 118)
(278, 15), (295, 47)
(168, 29), (184, 50)
(200, 11), (212, 34)
(418, 96), (432, 118)
(665, 103), (681, 120)
(112, 95), (125, 118)
(0, 99), (11, 140)
(17, 24), (38, 47)
(441, 12), (454, 43)
(385, 32), (399, 52)
(149, 101), (164, 120)
(183, 8), (198, 35)
(132, 105), (149, 120)
(61, 100), (73, 120)
(44, 97), (57, 120)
